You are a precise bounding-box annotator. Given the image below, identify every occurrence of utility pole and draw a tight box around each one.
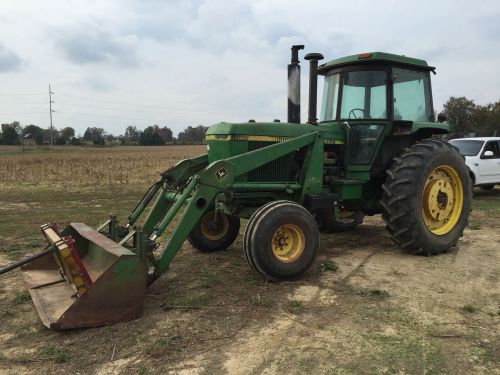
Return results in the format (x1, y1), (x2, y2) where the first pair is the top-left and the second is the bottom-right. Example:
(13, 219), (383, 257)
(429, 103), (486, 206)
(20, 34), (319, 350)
(49, 84), (55, 145)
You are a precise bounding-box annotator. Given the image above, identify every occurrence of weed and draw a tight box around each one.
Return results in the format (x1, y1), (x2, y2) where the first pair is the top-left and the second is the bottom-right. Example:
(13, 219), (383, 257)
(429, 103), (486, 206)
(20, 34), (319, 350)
(44, 345), (70, 363)
(161, 292), (213, 311)
(250, 294), (272, 307)
(13, 291), (31, 304)
(468, 220), (482, 230)
(320, 261), (339, 272)
(356, 289), (390, 298)
(2, 309), (14, 318)
(462, 304), (477, 313)
(138, 365), (146, 374)
(288, 300), (304, 314)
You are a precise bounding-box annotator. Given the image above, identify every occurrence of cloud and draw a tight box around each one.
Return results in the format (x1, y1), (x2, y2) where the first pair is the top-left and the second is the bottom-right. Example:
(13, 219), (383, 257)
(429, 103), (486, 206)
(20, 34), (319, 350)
(0, 43), (22, 72)
(53, 24), (141, 67)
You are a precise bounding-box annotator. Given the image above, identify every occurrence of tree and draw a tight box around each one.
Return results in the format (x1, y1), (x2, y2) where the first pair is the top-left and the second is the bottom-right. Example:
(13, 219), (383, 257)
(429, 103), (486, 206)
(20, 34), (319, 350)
(158, 126), (173, 143)
(443, 97), (500, 136)
(22, 124), (44, 145)
(60, 127), (75, 141)
(125, 125), (140, 143)
(1, 123), (19, 145)
(83, 127), (92, 141)
(443, 97), (477, 135)
(139, 126), (165, 145)
(82, 127), (105, 145)
(177, 125), (208, 143)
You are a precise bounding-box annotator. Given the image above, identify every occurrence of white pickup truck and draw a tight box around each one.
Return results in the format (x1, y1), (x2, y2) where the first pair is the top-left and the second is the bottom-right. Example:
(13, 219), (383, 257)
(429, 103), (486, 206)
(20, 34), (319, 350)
(449, 137), (500, 190)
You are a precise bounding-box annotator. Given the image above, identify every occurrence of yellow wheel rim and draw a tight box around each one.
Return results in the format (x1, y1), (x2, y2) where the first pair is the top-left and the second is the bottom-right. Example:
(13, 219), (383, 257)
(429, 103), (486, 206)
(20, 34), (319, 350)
(421, 164), (463, 235)
(200, 211), (229, 241)
(271, 224), (305, 263)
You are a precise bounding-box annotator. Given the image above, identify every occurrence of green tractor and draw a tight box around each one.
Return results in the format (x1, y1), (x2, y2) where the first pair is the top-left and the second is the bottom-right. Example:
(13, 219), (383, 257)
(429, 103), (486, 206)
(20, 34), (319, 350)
(1, 46), (471, 329)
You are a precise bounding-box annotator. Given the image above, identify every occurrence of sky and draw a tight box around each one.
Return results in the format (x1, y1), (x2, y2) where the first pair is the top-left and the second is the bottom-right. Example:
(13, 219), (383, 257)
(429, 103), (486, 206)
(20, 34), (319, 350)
(0, 0), (499, 136)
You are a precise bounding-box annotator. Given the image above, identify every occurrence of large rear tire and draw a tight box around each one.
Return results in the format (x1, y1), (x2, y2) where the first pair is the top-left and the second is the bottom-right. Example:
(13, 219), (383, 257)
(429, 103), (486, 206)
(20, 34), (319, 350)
(244, 201), (319, 281)
(381, 140), (471, 255)
(188, 210), (240, 252)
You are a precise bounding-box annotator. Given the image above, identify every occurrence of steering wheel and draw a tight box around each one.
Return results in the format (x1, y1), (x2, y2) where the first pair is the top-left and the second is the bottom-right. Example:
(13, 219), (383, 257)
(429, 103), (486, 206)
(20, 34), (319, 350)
(348, 108), (366, 119)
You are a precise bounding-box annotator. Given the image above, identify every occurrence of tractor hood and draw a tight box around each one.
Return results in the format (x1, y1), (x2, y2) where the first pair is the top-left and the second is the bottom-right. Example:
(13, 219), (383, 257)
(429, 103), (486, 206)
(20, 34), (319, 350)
(206, 121), (319, 141)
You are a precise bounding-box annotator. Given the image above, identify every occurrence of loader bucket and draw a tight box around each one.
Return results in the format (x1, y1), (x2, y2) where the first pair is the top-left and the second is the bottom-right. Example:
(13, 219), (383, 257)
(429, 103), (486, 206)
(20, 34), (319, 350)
(22, 223), (147, 330)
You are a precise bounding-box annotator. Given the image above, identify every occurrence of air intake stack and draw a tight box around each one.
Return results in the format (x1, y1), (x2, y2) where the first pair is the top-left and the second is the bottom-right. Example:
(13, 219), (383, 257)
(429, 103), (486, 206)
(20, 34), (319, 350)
(287, 45), (304, 123)
(304, 52), (324, 125)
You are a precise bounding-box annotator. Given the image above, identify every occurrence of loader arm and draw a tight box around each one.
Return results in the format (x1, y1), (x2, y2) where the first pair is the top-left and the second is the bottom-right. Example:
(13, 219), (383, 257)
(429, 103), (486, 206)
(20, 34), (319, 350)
(149, 131), (319, 275)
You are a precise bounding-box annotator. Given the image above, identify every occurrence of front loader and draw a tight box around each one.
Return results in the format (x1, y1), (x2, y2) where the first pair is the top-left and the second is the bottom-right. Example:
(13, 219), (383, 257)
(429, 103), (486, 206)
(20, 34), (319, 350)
(0, 46), (471, 329)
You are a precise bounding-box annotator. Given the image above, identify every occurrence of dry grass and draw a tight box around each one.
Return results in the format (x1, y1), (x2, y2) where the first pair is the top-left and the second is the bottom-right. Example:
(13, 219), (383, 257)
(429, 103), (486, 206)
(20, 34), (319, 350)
(0, 145), (206, 189)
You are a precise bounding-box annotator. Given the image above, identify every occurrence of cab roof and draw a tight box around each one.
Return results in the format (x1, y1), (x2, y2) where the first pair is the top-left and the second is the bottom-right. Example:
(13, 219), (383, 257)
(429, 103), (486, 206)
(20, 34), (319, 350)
(318, 52), (435, 74)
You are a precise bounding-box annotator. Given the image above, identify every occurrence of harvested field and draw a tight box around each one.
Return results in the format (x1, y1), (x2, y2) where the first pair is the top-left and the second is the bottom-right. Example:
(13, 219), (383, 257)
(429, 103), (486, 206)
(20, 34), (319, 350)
(0, 145), (206, 189)
(0, 145), (498, 375)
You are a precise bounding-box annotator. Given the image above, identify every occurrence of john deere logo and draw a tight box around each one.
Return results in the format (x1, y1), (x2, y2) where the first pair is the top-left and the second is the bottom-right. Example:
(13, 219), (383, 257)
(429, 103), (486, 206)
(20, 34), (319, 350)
(216, 168), (228, 181)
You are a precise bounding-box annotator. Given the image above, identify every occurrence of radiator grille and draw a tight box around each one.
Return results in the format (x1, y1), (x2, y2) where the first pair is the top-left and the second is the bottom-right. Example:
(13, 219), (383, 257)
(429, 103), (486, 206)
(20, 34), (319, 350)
(247, 141), (294, 182)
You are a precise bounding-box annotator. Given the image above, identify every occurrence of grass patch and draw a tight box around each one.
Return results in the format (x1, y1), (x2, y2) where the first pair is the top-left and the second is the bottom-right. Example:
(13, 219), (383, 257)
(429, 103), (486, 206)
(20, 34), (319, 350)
(356, 289), (390, 299)
(43, 345), (70, 363)
(250, 294), (272, 307)
(288, 300), (304, 314)
(161, 292), (213, 311)
(320, 261), (339, 272)
(1, 309), (14, 318)
(468, 220), (483, 230)
(462, 304), (477, 313)
(13, 291), (31, 305)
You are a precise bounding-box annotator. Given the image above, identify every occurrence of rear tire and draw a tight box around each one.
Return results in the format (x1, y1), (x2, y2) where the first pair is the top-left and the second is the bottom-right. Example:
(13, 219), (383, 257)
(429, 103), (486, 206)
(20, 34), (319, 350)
(188, 210), (240, 252)
(244, 201), (319, 281)
(381, 140), (471, 255)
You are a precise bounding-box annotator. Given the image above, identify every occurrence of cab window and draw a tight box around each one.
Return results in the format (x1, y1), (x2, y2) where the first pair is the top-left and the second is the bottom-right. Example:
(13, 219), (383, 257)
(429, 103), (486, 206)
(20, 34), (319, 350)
(340, 70), (387, 120)
(349, 123), (385, 164)
(392, 68), (433, 122)
(481, 141), (500, 159)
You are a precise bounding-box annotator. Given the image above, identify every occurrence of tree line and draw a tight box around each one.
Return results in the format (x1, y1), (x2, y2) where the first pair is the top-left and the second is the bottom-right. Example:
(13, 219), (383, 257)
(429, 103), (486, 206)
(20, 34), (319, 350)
(1, 96), (498, 146)
(0, 123), (208, 146)
(442, 97), (500, 136)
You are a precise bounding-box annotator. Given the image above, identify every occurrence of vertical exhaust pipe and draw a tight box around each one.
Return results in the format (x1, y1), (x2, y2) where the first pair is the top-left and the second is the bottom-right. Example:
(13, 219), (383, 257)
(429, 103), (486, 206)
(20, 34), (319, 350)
(304, 53), (324, 125)
(287, 45), (304, 123)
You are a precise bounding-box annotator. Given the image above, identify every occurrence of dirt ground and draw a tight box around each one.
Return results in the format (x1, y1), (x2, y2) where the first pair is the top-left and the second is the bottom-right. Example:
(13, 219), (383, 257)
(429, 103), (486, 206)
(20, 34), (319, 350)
(0, 146), (498, 375)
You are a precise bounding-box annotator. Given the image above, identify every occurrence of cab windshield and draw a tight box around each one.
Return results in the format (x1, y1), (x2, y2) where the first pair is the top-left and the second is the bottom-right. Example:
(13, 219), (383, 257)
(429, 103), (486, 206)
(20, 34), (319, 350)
(320, 67), (433, 122)
(321, 70), (388, 121)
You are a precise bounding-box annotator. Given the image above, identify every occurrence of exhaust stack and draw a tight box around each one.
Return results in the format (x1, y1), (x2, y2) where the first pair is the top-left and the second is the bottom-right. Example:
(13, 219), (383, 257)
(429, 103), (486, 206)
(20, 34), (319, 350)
(304, 52), (324, 125)
(287, 45), (304, 123)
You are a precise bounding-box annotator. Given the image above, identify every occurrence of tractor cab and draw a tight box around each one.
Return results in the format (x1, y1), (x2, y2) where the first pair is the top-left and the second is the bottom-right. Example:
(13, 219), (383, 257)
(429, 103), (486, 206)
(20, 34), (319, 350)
(318, 53), (437, 167)
(318, 52), (435, 124)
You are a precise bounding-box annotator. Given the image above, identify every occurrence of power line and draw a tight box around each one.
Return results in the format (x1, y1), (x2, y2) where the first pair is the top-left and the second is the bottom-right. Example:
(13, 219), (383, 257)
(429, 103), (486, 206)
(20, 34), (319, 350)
(49, 84), (55, 145)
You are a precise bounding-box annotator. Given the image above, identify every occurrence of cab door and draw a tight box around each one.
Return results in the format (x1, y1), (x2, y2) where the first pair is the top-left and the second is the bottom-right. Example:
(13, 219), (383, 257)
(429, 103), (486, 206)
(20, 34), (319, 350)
(478, 140), (500, 184)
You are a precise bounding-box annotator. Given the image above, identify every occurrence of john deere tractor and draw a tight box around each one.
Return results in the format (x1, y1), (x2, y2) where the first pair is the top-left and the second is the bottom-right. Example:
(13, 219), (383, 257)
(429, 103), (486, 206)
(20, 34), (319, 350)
(1, 46), (471, 329)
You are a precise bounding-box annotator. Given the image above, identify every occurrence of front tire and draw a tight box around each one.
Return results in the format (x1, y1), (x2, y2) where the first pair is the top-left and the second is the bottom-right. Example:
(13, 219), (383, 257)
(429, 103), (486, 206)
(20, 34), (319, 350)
(244, 201), (319, 281)
(381, 140), (471, 255)
(188, 210), (240, 252)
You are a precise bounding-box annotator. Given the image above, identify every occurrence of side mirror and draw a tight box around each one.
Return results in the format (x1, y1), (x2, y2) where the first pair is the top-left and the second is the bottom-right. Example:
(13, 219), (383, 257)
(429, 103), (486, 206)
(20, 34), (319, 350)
(437, 113), (447, 123)
(483, 150), (494, 157)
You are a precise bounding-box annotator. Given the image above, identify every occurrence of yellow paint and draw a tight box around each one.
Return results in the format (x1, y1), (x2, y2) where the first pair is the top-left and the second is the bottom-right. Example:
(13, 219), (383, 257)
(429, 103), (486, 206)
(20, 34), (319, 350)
(206, 134), (345, 144)
(200, 211), (230, 241)
(421, 164), (464, 235)
(206, 134), (290, 142)
(271, 224), (305, 263)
